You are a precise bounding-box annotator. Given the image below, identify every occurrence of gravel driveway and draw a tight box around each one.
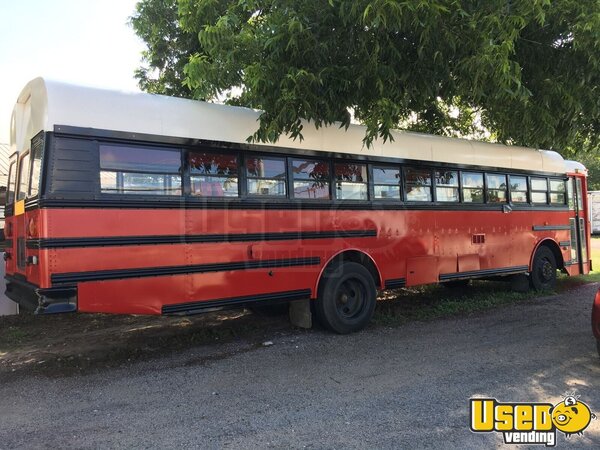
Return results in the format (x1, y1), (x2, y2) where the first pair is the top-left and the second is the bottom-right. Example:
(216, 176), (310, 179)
(1, 283), (599, 449)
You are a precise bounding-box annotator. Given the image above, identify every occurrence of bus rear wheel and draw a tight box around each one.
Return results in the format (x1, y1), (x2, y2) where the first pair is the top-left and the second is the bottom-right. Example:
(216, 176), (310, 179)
(530, 246), (557, 291)
(315, 262), (377, 334)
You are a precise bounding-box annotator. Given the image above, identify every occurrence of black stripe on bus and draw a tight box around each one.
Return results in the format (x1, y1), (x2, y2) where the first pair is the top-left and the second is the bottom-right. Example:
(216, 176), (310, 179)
(162, 289), (312, 315)
(559, 241), (571, 247)
(24, 197), (571, 212)
(439, 265), (529, 281)
(532, 225), (571, 231)
(27, 230), (377, 249)
(51, 257), (321, 285)
(384, 278), (406, 289)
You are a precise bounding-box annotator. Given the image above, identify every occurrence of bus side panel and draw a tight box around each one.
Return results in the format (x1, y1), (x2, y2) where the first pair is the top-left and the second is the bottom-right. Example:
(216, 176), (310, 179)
(43, 208), (186, 238)
(37, 205), (579, 315)
(77, 267), (317, 314)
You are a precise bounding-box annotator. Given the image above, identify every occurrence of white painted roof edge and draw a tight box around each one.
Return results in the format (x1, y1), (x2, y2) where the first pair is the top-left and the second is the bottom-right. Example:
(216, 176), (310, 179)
(564, 160), (587, 174)
(10, 77), (576, 175)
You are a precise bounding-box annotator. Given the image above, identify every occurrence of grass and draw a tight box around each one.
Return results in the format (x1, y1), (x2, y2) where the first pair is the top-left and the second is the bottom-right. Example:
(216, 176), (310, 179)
(373, 282), (545, 326)
(373, 243), (600, 326)
(0, 326), (29, 346)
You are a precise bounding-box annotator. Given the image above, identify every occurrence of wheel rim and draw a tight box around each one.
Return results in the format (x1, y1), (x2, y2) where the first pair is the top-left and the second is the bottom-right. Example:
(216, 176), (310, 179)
(336, 278), (367, 319)
(540, 258), (554, 282)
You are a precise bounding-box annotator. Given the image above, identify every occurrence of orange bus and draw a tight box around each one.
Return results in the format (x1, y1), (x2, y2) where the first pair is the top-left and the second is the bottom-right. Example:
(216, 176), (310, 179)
(3, 78), (590, 333)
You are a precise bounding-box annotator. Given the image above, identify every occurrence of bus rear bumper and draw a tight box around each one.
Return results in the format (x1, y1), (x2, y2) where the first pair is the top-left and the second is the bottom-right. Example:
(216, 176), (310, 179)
(4, 276), (77, 314)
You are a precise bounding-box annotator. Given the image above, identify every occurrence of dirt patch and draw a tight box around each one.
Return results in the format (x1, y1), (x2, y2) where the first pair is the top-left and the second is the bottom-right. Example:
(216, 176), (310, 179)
(1, 274), (596, 380)
(0, 308), (295, 380)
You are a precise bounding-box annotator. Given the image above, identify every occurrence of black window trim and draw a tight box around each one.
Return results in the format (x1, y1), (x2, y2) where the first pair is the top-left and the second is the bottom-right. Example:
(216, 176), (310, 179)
(76, 135), (572, 211)
(289, 156), (332, 201)
(548, 177), (567, 207)
(333, 161), (369, 202)
(530, 176), (549, 205)
(15, 150), (31, 202)
(508, 174), (529, 205)
(485, 172), (508, 204)
(434, 169), (460, 204)
(404, 166), (433, 203)
(371, 163), (402, 202)
(244, 154), (288, 198)
(99, 142), (183, 197)
(186, 148), (240, 198)
(5, 160), (16, 206)
(461, 170), (485, 204)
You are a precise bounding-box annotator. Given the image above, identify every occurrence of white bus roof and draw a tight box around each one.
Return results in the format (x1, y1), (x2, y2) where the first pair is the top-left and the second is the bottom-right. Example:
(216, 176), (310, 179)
(10, 77), (581, 175)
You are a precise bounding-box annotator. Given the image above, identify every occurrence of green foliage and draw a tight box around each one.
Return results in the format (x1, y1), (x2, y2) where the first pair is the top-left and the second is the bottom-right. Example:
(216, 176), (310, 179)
(130, 0), (200, 97)
(572, 151), (600, 190)
(132, 0), (600, 152)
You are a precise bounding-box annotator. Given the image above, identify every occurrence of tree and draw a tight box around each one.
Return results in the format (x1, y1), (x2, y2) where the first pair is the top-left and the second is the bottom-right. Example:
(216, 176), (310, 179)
(130, 0), (199, 97)
(132, 0), (600, 153)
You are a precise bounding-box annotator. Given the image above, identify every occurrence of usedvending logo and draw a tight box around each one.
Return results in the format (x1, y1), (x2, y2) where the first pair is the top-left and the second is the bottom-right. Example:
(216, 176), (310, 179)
(470, 394), (596, 446)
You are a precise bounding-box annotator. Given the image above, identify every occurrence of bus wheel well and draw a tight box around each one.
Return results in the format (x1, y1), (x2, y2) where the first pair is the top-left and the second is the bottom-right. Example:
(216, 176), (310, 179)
(535, 240), (565, 271)
(318, 251), (382, 293)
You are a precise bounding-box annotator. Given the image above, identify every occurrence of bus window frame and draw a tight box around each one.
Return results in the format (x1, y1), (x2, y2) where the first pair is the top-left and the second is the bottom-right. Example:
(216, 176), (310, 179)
(404, 166), (433, 203)
(485, 172), (508, 204)
(15, 151), (31, 202)
(370, 163), (402, 202)
(548, 178), (567, 207)
(288, 156), (332, 201)
(187, 148), (240, 199)
(508, 174), (529, 205)
(244, 154), (288, 198)
(5, 159), (16, 206)
(530, 176), (549, 205)
(434, 169), (460, 203)
(460, 171), (484, 204)
(98, 142), (184, 197)
(28, 133), (45, 199)
(333, 161), (369, 202)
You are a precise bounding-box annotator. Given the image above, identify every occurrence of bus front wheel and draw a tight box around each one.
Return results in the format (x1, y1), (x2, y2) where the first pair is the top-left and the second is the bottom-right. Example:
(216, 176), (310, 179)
(315, 262), (377, 334)
(530, 246), (557, 291)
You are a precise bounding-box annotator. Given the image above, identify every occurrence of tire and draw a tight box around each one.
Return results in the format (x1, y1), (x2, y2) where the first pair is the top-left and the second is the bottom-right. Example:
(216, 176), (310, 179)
(315, 262), (377, 334)
(529, 246), (557, 291)
(597, 340), (600, 359)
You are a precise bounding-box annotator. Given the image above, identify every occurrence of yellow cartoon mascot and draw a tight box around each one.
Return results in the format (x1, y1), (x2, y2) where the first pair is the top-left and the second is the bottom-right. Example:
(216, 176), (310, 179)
(551, 395), (596, 437)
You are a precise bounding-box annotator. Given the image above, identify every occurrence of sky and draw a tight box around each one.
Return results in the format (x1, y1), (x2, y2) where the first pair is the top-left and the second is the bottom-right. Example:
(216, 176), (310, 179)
(0, 0), (145, 143)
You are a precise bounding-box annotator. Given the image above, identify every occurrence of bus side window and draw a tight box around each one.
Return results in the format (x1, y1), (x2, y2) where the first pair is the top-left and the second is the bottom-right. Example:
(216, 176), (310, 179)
(567, 178), (575, 209)
(335, 163), (368, 200)
(189, 150), (239, 198)
(405, 167), (432, 202)
(461, 172), (484, 203)
(509, 175), (528, 203)
(6, 161), (16, 204)
(16, 152), (30, 201)
(435, 170), (459, 202)
(530, 177), (549, 205)
(486, 173), (508, 203)
(372, 165), (401, 200)
(99, 144), (182, 196)
(549, 179), (566, 205)
(292, 158), (331, 200)
(246, 156), (287, 197)
(576, 178), (583, 210)
(28, 136), (44, 197)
